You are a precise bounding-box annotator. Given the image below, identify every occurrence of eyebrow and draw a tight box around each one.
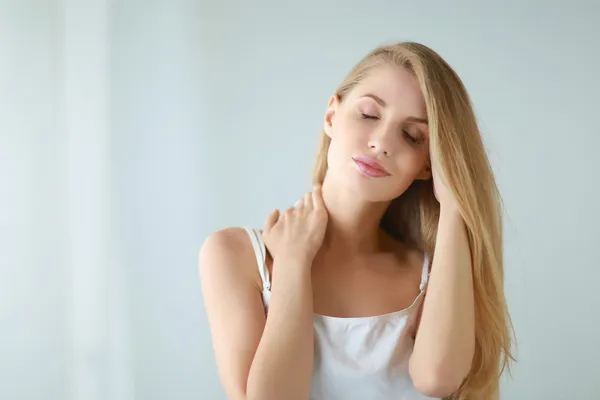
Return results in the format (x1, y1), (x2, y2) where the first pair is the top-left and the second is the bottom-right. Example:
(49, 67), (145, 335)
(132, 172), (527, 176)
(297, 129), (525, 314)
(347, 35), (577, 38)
(361, 93), (429, 125)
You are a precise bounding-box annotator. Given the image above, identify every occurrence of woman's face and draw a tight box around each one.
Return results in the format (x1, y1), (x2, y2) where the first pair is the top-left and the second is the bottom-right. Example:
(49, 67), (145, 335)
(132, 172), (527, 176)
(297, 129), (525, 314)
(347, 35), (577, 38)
(323, 65), (431, 202)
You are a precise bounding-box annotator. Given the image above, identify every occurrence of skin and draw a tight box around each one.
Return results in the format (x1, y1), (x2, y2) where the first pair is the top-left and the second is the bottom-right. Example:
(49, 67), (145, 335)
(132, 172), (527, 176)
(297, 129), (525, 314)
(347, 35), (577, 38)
(199, 64), (475, 399)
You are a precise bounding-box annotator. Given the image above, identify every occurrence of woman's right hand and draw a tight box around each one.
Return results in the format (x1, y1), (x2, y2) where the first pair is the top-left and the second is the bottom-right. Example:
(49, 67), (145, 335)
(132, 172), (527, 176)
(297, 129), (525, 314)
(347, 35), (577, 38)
(262, 184), (328, 264)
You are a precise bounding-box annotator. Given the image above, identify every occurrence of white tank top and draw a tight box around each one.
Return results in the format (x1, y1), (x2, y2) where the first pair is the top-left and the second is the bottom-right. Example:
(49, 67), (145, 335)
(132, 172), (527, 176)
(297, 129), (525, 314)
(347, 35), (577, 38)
(245, 227), (439, 400)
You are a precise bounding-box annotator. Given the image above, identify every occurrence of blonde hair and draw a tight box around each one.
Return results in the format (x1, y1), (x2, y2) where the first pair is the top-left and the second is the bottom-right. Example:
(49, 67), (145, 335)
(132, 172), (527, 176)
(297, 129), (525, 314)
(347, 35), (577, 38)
(312, 42), (516, 399)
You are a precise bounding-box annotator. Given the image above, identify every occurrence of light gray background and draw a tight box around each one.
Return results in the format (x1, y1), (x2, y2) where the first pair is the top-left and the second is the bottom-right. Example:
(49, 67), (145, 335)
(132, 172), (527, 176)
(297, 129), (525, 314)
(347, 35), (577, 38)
(2, 1), (599, 399)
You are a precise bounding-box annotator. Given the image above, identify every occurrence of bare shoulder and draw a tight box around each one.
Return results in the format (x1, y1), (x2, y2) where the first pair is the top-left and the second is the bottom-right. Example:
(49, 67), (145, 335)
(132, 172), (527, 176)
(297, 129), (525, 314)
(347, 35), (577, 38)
(200, 226), (251, 252)
(198, 227), (261, 290)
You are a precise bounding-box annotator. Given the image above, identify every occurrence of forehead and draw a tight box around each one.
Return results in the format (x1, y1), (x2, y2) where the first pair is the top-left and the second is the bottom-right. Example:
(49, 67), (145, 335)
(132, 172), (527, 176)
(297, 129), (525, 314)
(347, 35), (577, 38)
(349, 65), (427, 117)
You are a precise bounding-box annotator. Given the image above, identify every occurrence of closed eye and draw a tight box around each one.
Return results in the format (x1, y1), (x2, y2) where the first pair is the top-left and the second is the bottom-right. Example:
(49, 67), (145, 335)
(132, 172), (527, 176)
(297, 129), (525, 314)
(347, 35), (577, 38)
(361, 113), (378, 120)
(403, 131), (424, 145)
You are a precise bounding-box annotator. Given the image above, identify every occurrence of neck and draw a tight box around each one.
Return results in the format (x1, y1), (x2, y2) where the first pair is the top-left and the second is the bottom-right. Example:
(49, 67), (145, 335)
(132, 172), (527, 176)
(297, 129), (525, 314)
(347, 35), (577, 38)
(319, 174), (391, 254)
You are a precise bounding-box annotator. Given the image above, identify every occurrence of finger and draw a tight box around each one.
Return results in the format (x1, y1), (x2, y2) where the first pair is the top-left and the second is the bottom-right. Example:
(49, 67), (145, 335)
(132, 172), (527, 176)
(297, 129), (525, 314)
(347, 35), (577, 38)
(312, 184), (324, 210)
(303, 191), (313, 210)
(263, 208), (280, 232)
(282, 207), (295, 221)
(294, 194), (305, 210)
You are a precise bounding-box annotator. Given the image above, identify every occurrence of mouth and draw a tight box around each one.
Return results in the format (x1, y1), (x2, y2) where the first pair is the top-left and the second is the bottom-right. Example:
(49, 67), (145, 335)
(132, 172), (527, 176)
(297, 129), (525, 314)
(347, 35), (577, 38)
(352, 156), (391, 178)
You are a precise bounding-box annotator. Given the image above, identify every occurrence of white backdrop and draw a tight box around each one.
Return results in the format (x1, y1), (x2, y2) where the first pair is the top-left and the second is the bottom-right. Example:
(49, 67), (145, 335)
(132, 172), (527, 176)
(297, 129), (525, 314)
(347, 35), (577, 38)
(2, 1), (599, 399)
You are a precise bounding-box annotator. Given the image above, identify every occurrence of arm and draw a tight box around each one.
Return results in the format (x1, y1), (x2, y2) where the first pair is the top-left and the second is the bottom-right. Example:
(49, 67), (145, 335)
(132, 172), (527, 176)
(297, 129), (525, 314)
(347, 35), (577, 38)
(247, 252), (314, 400)
(199, 228), (314, 400)
(409, 206), (475, 398)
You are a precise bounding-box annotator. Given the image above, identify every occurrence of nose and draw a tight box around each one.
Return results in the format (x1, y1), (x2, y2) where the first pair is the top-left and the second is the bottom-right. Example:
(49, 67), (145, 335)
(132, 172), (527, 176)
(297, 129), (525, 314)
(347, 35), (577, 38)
(367, 128), (394, 156)
(368, 142), (389, 156)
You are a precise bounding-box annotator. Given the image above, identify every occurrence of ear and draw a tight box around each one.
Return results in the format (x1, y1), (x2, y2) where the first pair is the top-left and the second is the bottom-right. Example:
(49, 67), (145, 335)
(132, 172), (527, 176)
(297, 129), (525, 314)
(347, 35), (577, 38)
(415, 160), (432, 181)
(323, 94), (340, 139)
(415, 167), (432, 181)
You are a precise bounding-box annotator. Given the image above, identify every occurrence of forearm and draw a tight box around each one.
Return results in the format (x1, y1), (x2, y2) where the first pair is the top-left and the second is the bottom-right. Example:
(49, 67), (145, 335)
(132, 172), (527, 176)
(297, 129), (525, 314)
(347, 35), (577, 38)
(410, 206), (475, 392)
(246, 256), (314, 400)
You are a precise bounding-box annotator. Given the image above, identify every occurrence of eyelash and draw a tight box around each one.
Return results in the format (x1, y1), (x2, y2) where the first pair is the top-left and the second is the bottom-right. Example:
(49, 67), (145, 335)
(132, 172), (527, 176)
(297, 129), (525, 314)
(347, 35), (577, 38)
(360, 113), (422, 145)
(361, 113), (378, 120)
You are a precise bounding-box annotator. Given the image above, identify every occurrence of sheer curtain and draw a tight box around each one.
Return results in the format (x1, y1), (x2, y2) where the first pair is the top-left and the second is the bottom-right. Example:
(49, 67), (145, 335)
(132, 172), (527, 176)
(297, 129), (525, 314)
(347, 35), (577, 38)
(64, 1), (133, 399)
(1, 1), (133, 399)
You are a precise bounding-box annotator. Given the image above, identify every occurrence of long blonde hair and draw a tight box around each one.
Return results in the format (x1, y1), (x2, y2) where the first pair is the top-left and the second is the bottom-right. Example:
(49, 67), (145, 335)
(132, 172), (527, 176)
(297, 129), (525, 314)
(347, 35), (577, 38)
(312, 42), (516, 399)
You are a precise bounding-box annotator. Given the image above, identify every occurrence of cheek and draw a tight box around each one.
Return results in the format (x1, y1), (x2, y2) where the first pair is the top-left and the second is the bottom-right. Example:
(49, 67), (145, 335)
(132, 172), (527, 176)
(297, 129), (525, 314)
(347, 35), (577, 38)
(395, 151), (427, 176)
(334, 119), (368, 149)
(326, 127), (362, 172)
(331, 123), (367, 153)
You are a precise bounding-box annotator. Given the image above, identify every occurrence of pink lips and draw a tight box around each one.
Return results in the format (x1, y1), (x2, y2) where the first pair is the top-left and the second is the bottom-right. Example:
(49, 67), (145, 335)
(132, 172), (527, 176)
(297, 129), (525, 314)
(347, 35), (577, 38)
(352, 156), (391, 178)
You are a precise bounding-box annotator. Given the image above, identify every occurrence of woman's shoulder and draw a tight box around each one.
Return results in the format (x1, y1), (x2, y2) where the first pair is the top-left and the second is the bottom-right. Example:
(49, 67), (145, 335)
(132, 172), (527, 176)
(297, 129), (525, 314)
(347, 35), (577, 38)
(201, 226), (252, 250)
(198, 227), (263, 289)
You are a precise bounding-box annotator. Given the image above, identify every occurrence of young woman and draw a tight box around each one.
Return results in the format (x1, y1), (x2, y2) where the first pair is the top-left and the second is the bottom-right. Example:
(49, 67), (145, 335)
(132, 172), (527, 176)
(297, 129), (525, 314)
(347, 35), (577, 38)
(199, 41), (516, 400)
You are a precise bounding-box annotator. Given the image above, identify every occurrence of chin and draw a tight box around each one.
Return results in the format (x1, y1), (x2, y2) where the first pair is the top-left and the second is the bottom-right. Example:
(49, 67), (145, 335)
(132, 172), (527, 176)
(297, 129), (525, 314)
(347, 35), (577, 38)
(342, 171), (399, 203)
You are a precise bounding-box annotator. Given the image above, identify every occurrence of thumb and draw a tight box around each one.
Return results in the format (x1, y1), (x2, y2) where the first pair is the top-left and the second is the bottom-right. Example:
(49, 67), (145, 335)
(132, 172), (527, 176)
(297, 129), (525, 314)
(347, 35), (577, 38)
(263, 208), (280, 233)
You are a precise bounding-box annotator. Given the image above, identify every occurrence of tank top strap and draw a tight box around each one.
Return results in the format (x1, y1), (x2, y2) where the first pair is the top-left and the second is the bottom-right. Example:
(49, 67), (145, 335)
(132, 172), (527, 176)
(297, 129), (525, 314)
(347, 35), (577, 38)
(244, 227), (271, 291)
(419, 252), (430, 291)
